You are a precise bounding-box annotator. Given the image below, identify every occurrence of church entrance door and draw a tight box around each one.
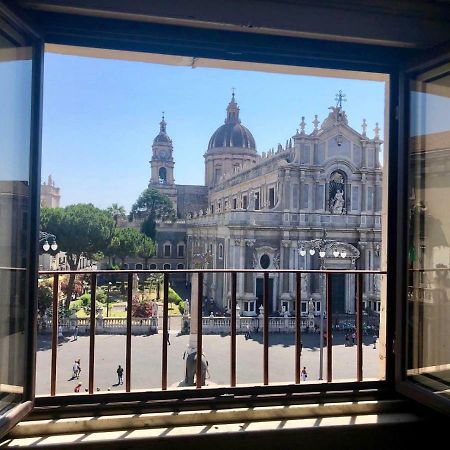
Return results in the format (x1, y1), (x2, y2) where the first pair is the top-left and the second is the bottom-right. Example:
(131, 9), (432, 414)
(255, 278), (274, 313)
(330, 274), (346, 314)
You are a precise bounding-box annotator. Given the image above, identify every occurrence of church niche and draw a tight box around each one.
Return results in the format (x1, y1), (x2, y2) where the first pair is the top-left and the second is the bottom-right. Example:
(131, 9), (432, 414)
(329, 171), (346, 214)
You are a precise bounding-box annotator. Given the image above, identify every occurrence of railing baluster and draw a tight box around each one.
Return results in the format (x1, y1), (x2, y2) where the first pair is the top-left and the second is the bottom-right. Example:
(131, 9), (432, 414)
(263, 271), (269, 385)
(295, 272), (301, 384)
(161, 272), (169, 390)
(230, 271), (237, 387)
(326, 273), (333, 383)
(196, 272), (203, 388)
(50, 273), (59, 396)
(356, 273), (363, 382)
(88, 273), (97, 394)
(126, 272), (133, 392)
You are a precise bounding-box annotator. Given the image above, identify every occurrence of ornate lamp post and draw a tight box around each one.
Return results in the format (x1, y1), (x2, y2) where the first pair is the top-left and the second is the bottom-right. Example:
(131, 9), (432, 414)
(39, 231), (58, 253)
(298, 233), (357, 380)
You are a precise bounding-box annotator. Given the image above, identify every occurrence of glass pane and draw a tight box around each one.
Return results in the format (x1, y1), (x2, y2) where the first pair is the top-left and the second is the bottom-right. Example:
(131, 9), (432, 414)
(407, 65), (450, 400)
(0, 34), (33, 413)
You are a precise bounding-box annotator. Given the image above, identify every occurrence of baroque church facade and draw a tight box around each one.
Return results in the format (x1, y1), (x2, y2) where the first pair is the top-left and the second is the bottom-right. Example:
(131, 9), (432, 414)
(141, 93), (383, 317)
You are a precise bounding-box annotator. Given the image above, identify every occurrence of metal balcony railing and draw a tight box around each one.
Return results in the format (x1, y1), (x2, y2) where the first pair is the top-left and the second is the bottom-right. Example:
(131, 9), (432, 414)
(38, 269), (385, 396)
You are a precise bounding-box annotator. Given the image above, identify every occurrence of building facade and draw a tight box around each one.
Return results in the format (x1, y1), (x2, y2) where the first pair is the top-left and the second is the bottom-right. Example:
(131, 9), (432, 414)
(126, 94), (383, 316)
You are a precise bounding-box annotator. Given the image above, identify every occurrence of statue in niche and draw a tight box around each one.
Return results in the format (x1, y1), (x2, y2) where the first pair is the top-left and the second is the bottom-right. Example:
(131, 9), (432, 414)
(332, 190), (345, 214)
(329, 171), (346, 214)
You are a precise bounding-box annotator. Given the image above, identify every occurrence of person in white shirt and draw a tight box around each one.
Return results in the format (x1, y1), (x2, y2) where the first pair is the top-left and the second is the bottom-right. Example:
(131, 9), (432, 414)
(301, 366), (308, 382)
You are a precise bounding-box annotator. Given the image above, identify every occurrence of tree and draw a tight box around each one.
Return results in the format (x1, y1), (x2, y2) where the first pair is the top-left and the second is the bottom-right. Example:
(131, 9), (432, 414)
(107, 203), (126, 227)
(129, 188), (176, 239)
(138, 234), (155, 268)
(41, 204), (115, 308)
(109, 227), (146, 267)
(37, 283), (53, 315)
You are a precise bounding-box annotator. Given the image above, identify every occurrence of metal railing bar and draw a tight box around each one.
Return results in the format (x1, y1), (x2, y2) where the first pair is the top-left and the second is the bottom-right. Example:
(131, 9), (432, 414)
(50, 273), (59, 396)
(161, 273), (169, 390)
(196, 272), (203, 389)
(39, 269), (386, 275)
(263, 271), (269, 386)
(88, 273), (97, 395)
(295, 272), (301, 384)
(126, 273), (133, 392)
(230, 272), (237, 387)
(326, 273), (333, 383)
(356, 273), (363, 382)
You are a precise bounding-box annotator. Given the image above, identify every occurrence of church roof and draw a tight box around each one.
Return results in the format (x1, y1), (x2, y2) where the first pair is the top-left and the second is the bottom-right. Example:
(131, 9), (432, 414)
(207, 93), (256, 151)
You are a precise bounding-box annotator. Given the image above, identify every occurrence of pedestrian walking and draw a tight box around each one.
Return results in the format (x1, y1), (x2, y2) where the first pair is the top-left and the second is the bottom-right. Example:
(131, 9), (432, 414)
(117, 365), (124, 385)
(351, 332), (356, 345)
(373, 335), (377, 349)
(72, 360), (81, 379)
(76, 359), (81, 379)
(345, 334), (349, 347)
(58, 325), (63, 339)
(299, 340), (303, 356)
(167, 332), (171, 345)
(73, 325), (78, 341)
(245, 324), (251, 340)
(301, 366), (308, 382)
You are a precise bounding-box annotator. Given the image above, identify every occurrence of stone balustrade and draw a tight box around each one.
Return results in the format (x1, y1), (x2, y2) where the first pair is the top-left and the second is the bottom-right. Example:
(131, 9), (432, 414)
(38, 315), (312, 336)
(38, 316), (159, 335)
(201, 315), (310, 334)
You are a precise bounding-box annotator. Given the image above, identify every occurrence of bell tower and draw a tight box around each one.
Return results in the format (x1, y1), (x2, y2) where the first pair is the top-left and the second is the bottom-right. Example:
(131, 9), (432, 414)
(150, 114), (175, 185)
(149, 114), (177, 212)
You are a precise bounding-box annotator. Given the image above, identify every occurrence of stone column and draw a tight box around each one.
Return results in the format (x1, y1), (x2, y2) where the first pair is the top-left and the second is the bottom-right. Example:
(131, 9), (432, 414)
(238, 239), (245, 294)
(289, 242), (295, 293)
(187, 273), (200, 354)
(244, 239), (255, 293)
(281, 240), (291, 293)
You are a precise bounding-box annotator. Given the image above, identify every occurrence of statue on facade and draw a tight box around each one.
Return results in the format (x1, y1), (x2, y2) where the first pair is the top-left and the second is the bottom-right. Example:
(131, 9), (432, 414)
(329, 171), (346, 214)
(248, 190), (256, 211)
(331, 190), (345, 214)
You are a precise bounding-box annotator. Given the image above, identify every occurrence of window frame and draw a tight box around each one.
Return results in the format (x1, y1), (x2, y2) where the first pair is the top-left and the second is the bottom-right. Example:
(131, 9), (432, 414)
(163, 242), (172, 258)
(26, 8), (420, 413)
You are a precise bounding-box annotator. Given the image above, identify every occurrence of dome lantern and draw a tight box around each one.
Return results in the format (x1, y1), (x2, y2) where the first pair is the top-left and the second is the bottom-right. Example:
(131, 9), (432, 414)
(207, 93), (256, 151)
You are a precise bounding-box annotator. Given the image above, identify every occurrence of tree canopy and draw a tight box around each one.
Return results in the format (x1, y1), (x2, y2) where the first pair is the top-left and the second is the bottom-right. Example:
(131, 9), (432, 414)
(137, 234), (156, 267)
(41, 204), (115, 307)
(129, 188), (176, 239)
(107, 203), (126, 226)
(109, 227), (150, 265)
(41, 204), (115, 266)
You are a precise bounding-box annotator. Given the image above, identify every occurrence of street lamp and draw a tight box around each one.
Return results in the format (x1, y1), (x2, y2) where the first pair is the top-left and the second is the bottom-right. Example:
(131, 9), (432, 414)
(39, 231), (58, 253)
(107, 281), (112, 318)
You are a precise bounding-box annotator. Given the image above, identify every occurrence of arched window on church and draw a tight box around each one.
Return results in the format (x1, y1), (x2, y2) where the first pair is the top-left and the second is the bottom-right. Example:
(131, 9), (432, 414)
(159, 167), (167, 184)
(329, 171), (347, 214)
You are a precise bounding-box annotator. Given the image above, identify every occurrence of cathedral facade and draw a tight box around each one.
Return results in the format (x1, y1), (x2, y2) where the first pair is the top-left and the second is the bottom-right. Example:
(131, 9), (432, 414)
(145, 94), (383, 316)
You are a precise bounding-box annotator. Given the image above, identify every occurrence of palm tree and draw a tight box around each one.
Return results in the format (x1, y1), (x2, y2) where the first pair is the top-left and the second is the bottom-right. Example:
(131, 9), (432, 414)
(107, 203), (126, 227)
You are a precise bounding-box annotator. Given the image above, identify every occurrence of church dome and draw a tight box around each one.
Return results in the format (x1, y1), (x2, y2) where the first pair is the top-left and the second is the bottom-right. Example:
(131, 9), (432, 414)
(153, 115), (172, 145)
(207, 94), (256, 151)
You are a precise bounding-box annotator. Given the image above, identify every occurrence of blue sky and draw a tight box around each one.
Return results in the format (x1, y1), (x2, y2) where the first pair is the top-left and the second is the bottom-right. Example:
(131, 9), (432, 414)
(42, 53), (385, 211)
